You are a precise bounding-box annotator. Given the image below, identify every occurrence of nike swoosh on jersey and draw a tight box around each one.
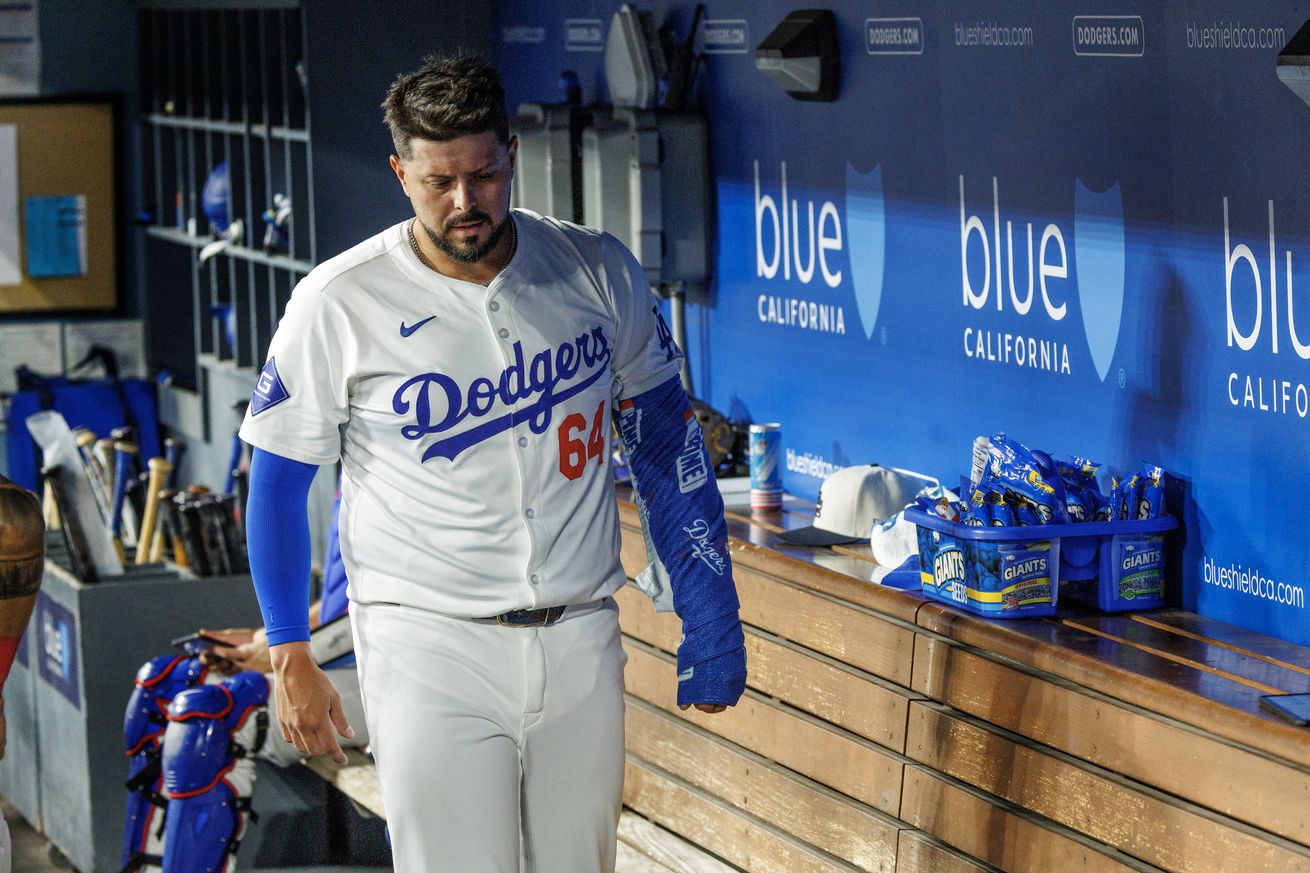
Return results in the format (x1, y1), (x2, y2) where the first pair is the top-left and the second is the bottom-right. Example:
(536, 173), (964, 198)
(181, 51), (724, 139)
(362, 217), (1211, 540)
(399, 316), (437, 337)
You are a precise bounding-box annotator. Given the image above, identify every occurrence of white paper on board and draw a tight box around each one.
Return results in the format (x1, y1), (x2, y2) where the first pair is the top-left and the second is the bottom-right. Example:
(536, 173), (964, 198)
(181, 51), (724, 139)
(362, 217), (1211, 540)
(0, 124), (19, 286)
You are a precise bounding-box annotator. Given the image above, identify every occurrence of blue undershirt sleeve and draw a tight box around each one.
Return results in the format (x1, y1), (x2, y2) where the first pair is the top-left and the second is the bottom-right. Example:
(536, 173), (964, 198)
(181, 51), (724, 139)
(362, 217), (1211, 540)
(618, 376), (747, 707)
(246, 447), (319, 646)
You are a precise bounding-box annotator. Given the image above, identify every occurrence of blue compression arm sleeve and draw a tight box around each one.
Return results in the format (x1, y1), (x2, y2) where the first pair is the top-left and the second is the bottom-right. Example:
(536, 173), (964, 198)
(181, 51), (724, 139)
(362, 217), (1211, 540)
(246, 447), (318, 646)
(619, 376), (746, 707)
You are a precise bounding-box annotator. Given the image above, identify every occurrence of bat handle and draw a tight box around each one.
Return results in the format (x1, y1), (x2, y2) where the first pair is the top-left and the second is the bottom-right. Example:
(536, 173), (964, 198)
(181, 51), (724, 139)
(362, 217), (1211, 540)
(110, 441), (137, 561)
(135, 457), (171, 565)
(148, 489), (171, 563)
(164, 438), (186, 490)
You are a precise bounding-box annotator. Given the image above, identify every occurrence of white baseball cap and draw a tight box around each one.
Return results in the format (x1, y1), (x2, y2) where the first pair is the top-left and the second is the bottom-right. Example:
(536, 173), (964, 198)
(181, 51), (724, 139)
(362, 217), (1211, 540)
(778, 464), (936, 546)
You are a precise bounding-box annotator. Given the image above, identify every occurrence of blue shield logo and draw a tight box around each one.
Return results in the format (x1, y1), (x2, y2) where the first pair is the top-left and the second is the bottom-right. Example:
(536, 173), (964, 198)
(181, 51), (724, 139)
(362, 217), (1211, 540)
(1073, 179), (1126, 382)
(844, 163), (886, 340)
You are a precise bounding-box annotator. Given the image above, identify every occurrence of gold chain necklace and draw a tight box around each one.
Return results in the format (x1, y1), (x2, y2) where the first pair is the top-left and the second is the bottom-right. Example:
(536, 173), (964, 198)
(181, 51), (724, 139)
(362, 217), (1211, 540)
(408, 217), (516, 286)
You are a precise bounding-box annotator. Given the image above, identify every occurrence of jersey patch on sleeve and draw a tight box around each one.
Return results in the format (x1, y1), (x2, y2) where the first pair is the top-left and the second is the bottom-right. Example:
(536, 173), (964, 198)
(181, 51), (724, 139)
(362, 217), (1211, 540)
(250, 357), (291, 416)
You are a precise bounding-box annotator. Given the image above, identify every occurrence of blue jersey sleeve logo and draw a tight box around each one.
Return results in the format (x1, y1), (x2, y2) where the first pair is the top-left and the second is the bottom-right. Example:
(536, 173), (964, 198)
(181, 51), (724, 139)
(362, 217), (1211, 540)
(250, 357), (291, 416)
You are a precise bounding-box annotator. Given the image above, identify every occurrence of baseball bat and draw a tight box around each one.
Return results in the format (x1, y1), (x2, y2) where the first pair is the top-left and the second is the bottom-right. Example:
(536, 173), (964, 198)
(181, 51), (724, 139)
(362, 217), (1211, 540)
(25, 410), (124, 578)
(215, 493), (248, 573)
(164, 437), (186, 489)
(135, 457), (172, 565)
(149, 487), (177, 563)
(93, 438), (117, 495)
(196, 497), (233, 575)
(74, 429), (113, 525)
(43, 466), (97, 584)
(177, 487), (211, 575)
(167, 492), (192, 568)
(106, 431), (142, 547)
(110, 441), (137, 562)
(41, 479), (61, 530)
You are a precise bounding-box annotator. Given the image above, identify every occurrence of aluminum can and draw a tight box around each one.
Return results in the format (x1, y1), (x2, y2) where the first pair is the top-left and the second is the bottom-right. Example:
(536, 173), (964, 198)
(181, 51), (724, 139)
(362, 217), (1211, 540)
(749, 423), (782, 510)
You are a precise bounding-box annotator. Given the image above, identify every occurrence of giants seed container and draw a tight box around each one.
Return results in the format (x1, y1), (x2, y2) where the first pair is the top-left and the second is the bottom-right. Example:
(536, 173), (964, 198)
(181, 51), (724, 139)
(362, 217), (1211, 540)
(906, 508), (1178, 617)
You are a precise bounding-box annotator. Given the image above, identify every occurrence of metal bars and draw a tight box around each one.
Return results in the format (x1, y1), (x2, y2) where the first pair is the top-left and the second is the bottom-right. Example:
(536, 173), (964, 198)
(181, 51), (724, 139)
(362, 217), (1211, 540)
(138, 3), (312, 381)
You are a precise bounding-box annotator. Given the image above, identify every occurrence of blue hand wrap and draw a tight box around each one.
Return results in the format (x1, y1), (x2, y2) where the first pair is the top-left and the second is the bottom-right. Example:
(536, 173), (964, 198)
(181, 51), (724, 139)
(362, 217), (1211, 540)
(618, 376), (745, 707)
(246, 448), (318, 646)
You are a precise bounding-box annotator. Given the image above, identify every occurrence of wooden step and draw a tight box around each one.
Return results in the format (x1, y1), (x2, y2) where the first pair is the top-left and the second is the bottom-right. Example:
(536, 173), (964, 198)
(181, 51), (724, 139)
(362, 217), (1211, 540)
(616, 811), (740, 873)
(623, 755), (866, 873)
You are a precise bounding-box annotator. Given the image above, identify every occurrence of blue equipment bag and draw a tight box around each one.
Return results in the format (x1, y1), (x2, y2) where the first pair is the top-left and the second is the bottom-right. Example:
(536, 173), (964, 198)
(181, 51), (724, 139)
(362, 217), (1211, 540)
(4, 365), (160, 490)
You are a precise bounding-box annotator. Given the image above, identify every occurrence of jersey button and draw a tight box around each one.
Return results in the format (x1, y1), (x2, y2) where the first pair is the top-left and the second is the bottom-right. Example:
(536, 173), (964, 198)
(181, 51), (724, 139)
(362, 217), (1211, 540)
(525, 508), (536, 519)
(529, 574), (540, 585)
(517, 436), (528, 448)
(489, 301), (500, 311)
(498, 327), (510, 339)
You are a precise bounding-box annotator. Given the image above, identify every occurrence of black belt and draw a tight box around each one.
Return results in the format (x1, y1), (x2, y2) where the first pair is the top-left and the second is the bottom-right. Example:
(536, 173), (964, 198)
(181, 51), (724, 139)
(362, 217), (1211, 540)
(491, 605), (567, 627)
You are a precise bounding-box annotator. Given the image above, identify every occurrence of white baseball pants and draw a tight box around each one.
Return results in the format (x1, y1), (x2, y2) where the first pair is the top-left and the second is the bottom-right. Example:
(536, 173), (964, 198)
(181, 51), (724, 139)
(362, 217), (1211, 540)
(351, 597), (627, 873)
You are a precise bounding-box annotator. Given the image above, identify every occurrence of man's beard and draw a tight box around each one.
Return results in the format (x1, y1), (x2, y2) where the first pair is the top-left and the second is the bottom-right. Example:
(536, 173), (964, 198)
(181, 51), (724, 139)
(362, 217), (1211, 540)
(421, 211), (511, 264)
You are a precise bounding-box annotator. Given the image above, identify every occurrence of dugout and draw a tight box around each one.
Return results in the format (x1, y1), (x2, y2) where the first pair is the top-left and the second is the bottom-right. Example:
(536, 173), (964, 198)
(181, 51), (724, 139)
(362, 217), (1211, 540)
(2, 3), (1310, 873)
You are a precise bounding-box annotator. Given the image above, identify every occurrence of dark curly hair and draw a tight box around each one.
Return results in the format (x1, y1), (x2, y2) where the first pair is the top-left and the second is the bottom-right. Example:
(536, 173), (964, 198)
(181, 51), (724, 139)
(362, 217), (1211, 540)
(382, 54), (510, 158)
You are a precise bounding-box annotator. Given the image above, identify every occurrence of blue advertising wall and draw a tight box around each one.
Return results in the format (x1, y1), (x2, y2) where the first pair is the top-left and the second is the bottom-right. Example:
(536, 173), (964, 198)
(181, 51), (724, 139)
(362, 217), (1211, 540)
(495, 2), (1310, 645)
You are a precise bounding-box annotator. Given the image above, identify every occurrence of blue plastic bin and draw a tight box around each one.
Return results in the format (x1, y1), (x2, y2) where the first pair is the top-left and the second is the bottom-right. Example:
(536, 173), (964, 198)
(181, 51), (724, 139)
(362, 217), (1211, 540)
(907, 508), (1177, 617)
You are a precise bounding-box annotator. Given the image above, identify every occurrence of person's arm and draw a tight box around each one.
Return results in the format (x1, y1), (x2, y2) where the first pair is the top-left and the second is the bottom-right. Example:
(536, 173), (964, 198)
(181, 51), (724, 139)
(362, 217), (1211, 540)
(202, 598), (324, 675)
(0, 476), (44, 759)
(598, 231), (745, 712)
(246, 448), (352, 763)
(618, 376), (746, 711)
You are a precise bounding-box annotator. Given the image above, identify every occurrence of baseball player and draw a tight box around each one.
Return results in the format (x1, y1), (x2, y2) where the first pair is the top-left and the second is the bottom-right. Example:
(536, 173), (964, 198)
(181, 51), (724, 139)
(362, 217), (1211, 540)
(239, 54), (746, 872)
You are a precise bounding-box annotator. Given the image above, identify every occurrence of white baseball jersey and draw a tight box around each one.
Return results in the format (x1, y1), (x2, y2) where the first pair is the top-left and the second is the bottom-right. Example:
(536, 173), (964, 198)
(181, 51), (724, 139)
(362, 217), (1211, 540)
(238, 209), (682, 618)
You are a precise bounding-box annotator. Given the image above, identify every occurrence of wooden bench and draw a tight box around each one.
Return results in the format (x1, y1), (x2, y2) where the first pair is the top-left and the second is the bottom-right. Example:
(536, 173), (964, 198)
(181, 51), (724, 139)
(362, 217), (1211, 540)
(615, 493), (1310, 873)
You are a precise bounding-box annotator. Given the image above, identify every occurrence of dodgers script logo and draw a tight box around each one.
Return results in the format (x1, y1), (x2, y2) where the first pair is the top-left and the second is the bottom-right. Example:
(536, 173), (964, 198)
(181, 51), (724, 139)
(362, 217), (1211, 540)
(1073, 180), (1126, 382)
(844, 163), (886, 340)
(393, 327), (612, 462)
(684, 519), (727, 576)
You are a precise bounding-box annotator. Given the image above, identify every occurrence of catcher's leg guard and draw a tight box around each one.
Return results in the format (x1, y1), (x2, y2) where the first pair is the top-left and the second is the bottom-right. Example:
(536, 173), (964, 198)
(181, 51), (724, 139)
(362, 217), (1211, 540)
(122, 655), (208, 873)
(160, 671), (269, 873)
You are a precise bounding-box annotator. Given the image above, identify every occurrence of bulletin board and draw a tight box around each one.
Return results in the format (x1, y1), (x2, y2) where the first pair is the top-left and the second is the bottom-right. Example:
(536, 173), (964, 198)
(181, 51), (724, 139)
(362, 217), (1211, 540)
(0, 99), (118, 313)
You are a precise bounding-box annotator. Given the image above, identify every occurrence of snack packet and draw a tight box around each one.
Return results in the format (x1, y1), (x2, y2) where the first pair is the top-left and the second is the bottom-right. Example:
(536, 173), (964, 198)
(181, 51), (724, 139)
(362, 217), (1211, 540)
(990, 488), (1015, 526)
(1138, 464), (1166, 519)
(1008, 492), (1043, 526)
(1055, 456), (1103, 523)
(962, 484), (993, 527)
(985, 435), (1069, 523)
